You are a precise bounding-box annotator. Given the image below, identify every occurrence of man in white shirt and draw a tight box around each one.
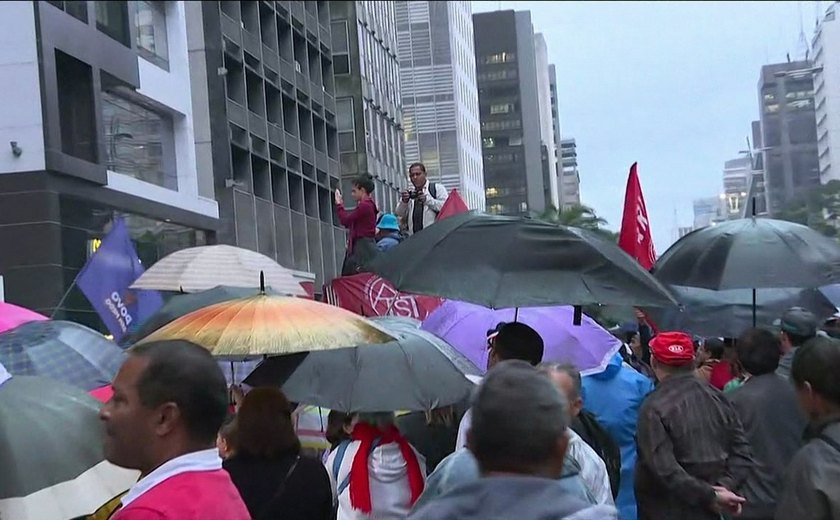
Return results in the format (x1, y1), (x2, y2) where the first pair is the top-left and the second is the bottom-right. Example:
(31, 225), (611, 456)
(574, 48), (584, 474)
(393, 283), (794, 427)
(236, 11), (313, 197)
(396, 162), (448, 235)
(539, 363), (615, 506)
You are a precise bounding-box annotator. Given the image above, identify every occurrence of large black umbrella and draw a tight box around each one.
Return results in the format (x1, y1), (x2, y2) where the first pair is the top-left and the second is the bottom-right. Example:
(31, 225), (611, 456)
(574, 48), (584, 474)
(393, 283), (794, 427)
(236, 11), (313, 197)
(644, 285), (839, 338)
(366, 212), (677, 309)
(654, 218), (840, 290)
(244, 316), (480, 412)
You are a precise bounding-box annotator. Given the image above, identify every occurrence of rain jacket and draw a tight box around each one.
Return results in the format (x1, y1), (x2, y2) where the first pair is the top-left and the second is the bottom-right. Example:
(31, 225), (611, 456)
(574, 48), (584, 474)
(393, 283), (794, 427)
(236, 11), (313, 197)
(582, 353), (655, 520)
(412, 447), (595, 512)
(326, 440), (427, 520)
(775, 417), (840, 520)
(408, 475), (618, 520)
(376, 232), (403, 252)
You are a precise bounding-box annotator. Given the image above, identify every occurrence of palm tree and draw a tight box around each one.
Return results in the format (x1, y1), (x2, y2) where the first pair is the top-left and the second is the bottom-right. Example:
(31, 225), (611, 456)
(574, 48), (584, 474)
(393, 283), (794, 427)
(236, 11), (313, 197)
(536, 204), (618, 242)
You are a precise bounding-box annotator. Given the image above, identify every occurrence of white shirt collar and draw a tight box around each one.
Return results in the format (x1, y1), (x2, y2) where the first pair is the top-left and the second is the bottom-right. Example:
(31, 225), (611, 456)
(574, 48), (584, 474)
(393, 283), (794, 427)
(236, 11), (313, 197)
(121, 448), (222, 507)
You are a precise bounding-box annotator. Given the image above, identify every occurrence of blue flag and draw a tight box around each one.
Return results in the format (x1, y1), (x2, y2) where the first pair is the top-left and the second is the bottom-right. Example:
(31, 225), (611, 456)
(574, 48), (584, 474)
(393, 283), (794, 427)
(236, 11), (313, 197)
(76, 218), (163, 341)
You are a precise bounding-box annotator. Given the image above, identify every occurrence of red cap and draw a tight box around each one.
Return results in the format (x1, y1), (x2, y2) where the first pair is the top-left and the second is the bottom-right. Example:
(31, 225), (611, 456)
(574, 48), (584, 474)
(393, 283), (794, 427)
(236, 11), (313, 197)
(649, 331), (695, 367)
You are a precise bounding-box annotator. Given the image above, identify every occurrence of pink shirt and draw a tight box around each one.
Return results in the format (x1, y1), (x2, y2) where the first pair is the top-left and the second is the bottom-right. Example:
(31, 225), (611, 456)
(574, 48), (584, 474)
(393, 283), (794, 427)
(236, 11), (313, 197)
(112, 469), (249, 520)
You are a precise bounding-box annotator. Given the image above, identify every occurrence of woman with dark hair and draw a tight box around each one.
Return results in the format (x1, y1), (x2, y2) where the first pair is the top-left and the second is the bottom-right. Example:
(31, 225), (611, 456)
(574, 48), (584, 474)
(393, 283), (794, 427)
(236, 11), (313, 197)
(223, 387), (333, 520)
(336, 174), (379, 275)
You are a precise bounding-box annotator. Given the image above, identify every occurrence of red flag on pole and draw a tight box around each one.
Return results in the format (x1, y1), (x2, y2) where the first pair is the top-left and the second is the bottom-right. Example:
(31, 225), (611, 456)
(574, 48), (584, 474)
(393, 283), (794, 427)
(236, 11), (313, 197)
(437, 189), (470, 221)
(618, 162), (656, 270)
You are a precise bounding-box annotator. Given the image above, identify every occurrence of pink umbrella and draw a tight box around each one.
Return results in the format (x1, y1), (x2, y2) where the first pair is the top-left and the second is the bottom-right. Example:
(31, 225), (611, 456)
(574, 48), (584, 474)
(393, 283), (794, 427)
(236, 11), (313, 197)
(0, 302), (47, 334)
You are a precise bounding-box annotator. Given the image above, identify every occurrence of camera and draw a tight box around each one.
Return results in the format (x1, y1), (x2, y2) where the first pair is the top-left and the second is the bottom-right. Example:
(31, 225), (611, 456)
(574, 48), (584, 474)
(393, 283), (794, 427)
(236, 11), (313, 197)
(409, 190), (419, 199)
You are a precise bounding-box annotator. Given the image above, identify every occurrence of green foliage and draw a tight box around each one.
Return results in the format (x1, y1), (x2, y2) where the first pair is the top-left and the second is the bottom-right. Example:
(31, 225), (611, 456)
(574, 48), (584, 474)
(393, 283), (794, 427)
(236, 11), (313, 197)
(774, 180), (840, 239)
(535, 204), (619, 242)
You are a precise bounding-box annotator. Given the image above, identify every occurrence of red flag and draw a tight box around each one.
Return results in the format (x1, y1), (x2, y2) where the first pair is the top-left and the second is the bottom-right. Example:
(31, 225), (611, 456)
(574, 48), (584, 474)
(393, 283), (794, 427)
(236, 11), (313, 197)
(618, 163), (656, 270)
(323, 273), (443, 319)
(437, 189), (469, 221)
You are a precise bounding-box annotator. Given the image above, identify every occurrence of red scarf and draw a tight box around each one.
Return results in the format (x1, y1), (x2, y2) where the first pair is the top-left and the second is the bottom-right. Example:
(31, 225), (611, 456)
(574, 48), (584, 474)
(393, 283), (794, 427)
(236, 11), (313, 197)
(349, 423), (424, 514)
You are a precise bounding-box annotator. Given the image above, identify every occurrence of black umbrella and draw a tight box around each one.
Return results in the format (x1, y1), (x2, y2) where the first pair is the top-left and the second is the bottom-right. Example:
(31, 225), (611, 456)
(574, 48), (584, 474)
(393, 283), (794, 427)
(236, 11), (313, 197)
(654, 218), (840, 290)
(366, 211), (677, 309)
(644, 285), (839, 338)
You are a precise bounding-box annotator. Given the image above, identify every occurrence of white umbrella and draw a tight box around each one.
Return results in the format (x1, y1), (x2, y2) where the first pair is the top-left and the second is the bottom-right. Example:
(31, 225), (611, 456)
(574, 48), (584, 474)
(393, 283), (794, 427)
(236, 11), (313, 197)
(130, 244), (306, 296)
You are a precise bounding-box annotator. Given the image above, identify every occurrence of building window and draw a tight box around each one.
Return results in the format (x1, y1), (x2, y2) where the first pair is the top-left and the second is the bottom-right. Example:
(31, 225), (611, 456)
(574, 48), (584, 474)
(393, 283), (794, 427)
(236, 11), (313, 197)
(336, 97), (355, 152)
(481, 52), (515, 64)
(331, 20), (350, 75)
(56, 50), (97, 163)
(96, 1), (130, 46)
(102, 89), (178, 190)
(46, 1), (88, 23)
(135, 1), (168, 69)
(490, 103), (514, 114)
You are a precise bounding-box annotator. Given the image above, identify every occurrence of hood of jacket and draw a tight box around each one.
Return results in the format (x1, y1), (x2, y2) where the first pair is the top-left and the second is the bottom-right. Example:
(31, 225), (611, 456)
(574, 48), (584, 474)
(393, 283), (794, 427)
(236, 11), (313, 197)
(589, 352), (623, 381)
(409, 476), (617, 520)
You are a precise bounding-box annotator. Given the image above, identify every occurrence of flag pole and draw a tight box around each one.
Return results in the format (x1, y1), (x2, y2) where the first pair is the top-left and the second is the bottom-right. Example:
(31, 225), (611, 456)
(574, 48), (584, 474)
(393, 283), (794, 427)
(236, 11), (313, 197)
(50, 277), (80, 319)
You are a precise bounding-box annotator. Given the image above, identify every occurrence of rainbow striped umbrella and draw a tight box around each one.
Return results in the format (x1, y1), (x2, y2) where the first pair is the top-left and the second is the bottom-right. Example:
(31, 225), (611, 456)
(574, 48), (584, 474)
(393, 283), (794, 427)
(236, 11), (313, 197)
(136, 293), (395, 359)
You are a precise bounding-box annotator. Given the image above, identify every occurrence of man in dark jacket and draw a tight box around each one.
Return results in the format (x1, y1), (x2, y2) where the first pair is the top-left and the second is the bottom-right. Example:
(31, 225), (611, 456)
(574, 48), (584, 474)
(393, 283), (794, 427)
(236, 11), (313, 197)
(635, 331), (754, 520)
(775, 336), (840, 520)
(774, 307), (818, 379)
(728, 328), (806, 519)
(409, 361), (616, 520)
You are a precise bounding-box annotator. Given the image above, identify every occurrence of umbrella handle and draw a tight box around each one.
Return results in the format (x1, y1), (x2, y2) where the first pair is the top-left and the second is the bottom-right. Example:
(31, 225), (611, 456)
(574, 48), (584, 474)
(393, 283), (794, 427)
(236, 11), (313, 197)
(573, 305), (583, 326)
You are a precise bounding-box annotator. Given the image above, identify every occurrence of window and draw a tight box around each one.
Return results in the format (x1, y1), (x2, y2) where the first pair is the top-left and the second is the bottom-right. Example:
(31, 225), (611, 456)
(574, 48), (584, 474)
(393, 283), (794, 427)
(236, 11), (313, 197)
(102, 89), (177, 189)
(481, 119), (521, 131)
(490, 103), (514, 114)
(135, 1), (168, 68)
(336, 97), (355, 152)
(46, 1), (88, 23)
(481, 52), (515, 64)
(482, 137), (495, 149)
(56, 51), (97, 163)
(332, 20), (350, 75)
(96, 1), (130, 46)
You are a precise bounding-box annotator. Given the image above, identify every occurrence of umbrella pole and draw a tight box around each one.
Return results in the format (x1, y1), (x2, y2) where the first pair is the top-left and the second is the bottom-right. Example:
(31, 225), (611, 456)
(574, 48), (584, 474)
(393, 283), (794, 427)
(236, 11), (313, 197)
(514, 307), (519, 322)
(752, 288), (757, 328)
(573, 305), (583, 326)
(229, 361), (235, 406)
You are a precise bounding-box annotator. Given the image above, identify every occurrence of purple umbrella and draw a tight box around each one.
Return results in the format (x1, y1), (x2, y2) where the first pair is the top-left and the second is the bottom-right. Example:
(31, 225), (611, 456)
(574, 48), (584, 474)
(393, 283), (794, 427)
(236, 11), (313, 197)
(421, 301), (622, 375)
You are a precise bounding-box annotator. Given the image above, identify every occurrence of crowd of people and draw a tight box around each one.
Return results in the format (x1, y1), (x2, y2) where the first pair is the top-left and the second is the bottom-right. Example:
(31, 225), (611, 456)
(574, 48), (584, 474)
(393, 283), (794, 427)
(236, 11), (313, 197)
(83, 301), (840, 520)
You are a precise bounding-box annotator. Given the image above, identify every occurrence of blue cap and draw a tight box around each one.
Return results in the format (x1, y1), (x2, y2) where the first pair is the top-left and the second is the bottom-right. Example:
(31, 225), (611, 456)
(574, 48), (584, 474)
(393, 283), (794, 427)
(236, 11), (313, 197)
(377, 213), (401, 231)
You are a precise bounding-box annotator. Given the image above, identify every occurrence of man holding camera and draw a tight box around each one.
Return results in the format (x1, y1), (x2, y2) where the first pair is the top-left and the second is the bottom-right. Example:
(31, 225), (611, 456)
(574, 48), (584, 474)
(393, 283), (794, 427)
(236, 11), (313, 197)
(396, 162), (448, 236)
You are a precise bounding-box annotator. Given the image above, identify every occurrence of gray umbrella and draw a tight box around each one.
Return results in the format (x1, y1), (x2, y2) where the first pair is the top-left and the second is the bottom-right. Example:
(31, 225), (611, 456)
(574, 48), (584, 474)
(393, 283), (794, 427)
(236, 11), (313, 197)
(644, 285), (839, 338)
(0, 320), (125, 391)
(243, 317), (480, 412)
(0, 368), (137, 519)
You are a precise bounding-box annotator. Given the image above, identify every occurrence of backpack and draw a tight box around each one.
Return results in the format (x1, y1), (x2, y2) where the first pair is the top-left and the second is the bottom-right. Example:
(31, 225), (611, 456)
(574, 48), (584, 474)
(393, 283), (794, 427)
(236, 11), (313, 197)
(572, 409), (622, 499)
(428, 183), (438, 200)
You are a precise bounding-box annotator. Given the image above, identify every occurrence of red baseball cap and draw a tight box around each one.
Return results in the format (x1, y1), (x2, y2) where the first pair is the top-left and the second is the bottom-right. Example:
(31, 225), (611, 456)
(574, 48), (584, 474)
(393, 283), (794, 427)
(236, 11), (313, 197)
(649, 331), (695, 367)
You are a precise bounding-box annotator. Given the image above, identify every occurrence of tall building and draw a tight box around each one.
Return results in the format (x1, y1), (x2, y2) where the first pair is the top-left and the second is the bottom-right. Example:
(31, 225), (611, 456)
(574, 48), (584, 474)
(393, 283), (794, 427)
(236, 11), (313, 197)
(0, 1), (213, 325)
(813, 2), (840, 182)
(559, 138), (582, 207)
(757, 61), (819, 214)
(188, 1), (340, 292)
(722, 156), (751, 219)
(474, 10), (547, 216)
(330, 1), (406, 213)
(395, 1), (484, 210)
(534, 33), (559, 209)
(693, 196), (724, 228)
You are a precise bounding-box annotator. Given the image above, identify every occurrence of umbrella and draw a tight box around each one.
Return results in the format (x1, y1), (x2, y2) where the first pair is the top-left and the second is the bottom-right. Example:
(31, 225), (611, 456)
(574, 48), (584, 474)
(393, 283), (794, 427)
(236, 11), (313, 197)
(0, 366), (138, 519)
(129, 244), (306, 296)
(421, 301), (623, 375)
(654, 218), (840, 290)
(643, 285), (839, 338)
(0, 321), (125, 392)
(244, 316), (481, 412)
(123, 285), (286, 344)
(366, 211), (677, 309)
(136, 293), (395, 359)
(0, 302), (46, 334)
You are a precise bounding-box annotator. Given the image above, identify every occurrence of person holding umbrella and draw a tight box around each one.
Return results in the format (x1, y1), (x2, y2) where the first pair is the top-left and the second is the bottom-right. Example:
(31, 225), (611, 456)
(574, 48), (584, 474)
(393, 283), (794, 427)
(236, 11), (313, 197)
(774, 307), (818, 380)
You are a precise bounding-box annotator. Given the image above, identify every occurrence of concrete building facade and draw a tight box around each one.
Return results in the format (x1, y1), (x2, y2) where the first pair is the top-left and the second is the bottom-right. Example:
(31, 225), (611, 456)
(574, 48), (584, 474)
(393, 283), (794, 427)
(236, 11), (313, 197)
(813, 2), (840, 183)
(559, 138), (582, 208)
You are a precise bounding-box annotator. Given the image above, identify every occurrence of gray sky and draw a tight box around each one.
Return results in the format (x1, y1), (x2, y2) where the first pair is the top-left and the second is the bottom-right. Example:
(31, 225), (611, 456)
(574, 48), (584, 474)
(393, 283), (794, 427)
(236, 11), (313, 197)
(472, 0), (820, 253)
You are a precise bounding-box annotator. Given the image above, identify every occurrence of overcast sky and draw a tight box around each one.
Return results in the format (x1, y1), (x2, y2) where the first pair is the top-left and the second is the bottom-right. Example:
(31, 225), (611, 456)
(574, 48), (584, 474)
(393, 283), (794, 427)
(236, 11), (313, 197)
(471, 0), (821, 253)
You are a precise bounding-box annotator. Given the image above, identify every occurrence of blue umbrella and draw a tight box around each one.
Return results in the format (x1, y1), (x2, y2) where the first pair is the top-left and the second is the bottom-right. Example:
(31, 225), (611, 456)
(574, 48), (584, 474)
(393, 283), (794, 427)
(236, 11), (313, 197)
(0, 321), (125, 392)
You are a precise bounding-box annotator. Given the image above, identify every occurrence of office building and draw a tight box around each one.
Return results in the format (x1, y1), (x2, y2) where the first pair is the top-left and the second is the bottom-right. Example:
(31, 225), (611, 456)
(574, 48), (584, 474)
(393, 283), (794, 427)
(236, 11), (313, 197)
(693, 196), (723, 229)
(0, 1), (214, 325)
(722, 156), (751, 219)
(474, 10), (547, 216)
(188, 1), (339, 291)
(559, 138), (582, 209)
(742, 120), (769, 217)
(813, 2), (840, 182)
(757, 61), (820, 214)
(534, 33), (559, 209)
(330, 1), (406, 213)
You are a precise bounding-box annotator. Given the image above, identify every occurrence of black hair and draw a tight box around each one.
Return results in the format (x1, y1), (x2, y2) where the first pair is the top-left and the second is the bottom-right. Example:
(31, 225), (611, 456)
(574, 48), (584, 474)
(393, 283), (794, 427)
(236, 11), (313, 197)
(783, 330), (813, 348)
(352, 174), (375, 194)
(472, 361), (568, 475)
(131, 340), (229, 445)
(624, 330), (640, 345)
(703, 338), (726, 360)
(493, 322), (544, 366)
(736, 328), (781, 375)
(791, 336), (840, 406)
(408, 162), (426, 173)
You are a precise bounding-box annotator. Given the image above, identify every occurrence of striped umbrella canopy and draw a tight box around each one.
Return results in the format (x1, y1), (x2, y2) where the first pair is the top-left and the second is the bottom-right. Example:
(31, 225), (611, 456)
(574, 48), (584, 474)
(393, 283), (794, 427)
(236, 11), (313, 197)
(0, 302), (46, 334)
(0, 366), (138, 519)
(129, 244), (306, 296)
(0, 321), (125, 392)
(136, 294), (396, 359)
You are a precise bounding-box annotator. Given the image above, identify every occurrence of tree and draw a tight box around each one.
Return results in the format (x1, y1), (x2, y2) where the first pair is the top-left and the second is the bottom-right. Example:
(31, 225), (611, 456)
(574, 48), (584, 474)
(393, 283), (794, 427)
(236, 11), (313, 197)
(536, 204), (619, 241)
(774, 180), (840, 239)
